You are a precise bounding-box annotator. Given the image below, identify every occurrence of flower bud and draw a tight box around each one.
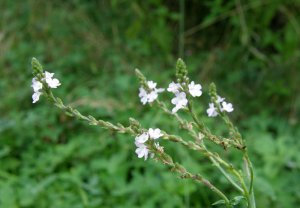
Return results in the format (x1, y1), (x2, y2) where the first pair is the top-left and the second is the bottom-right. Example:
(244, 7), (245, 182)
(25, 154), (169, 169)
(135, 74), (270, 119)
(176, 58), (188, 83)
(135, 68), (148, 89)
(209, 82), (218, 101)
(31, 57), (43, 75)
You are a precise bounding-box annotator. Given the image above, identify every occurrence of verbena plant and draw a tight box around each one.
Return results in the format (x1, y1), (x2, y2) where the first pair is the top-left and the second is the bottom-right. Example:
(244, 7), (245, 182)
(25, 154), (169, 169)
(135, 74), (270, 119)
(31, 57), (255, 208)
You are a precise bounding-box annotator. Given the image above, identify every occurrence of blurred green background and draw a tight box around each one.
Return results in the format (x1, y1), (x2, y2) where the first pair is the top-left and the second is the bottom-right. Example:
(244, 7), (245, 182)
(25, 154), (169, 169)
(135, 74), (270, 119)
(0, 0), (300, 207)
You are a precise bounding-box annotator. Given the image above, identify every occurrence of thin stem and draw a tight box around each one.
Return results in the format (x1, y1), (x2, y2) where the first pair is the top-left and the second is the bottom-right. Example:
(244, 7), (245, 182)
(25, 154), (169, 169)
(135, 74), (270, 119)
(187, 101), (245, 150)
(244, 153), (256, 208)
(43, 88), (232, 206)
(209, 156), (243, 193)
(156, 99), (249, 195)
(152, 148), (232, 207)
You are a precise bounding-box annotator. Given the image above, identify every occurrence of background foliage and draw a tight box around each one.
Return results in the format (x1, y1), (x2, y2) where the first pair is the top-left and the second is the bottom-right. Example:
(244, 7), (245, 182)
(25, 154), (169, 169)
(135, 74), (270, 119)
(0, 0), (299, 207)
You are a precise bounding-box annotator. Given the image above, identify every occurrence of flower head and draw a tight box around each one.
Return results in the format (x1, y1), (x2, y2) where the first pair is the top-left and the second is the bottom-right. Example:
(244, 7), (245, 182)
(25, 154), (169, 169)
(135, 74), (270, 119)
(147, 81), (157, 89)
(135, 132), (149, 144)
(171, 92), (188, 113)
(148, 128), (163, 140)
(44, 71), (61, 88)
(138, 80), (164, 105)
(135, 143), (149, 160)
(167, 82), (181, 94)
(188, 81), (202, 97)
(217, 96), (225, 103)
(31, 70), (61, 103)
(221, 101), (234, 112)
(46, 78), (61, 88)
(207, 103), (218, 117)
(32, 91), (42, 103)
(31, 78), (43, 92)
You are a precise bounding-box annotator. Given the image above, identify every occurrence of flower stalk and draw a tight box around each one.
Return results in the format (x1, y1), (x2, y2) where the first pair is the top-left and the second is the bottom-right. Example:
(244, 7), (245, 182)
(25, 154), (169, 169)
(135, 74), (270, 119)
(31, 57), (255, 207)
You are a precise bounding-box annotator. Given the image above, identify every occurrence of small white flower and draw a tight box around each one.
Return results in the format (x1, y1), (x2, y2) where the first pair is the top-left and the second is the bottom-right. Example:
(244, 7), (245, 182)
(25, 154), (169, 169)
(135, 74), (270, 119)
(138, 81), (164, 105)
(43, 71), (61, 88)
(171, 92), (188, 113)
(167, 82), (181, 94)
(221, 101), (234, 112)
(47, 78), (61, 88)
(135, 143), (149, 160)
(207, 103), (218, 117)
(135, 132), (149, 144)
(147, 91), (159, 103)
(138, 88), (148, 105)
(147, 81), (157, 89)
(148, 128), (163, 140)
(44, 71), (54, 79)
(188, 81), (202, 97)
(32, 91), (42, 103)
(31, 78), (43, 92)
(217, 96), (225, 103)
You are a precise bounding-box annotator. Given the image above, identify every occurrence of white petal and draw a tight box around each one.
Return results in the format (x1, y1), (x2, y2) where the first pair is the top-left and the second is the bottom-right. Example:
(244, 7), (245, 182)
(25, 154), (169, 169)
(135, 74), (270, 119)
(32, 91), (42, 103)
(31, 78), (43, 92)
(188, 81), (202, 97)
(148, 128), (163, 139)
(167, 82), (181, 94)
(139, 87), (147, 97)
(147, 81), (157, 89)
(47, 78), (61, 88)
(135, 133), (149, 143)
(222, 102), (234, 112)
(217, 96), (225, 103)
(44, 71), (54, 79)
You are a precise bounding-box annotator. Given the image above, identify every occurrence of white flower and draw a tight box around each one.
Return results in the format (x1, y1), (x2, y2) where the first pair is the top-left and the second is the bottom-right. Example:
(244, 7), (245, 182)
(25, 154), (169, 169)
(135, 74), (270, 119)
(31, 78), (43, 103)
(221, 101), (234, 112)
(135, 143), (149, 160)
(207, 103), (218, 117)
(188, 81), (202, 97)
(217, 96), (225, 103)
(147, 91), (159, 103)
(138, 81), (164, 105)
(31, 70), (61, 104)
(171, 92), (188, 113)
(32, 91), (42, 103)
(167, 82), (181, 94)
(138, 88), (148, 105)
(43, 71), (61, 88)
(31, 78), (43, 92)
(135, 132), (149, 144)
(148, 128), (163, 140)
(47, 78), (61, 88)
(147, 81), (157, 89)
(44, 71), (54, 79)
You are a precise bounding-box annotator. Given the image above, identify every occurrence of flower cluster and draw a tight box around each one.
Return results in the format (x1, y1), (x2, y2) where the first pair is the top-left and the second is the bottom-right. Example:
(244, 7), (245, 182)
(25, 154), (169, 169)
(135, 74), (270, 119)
(206, 96), (234, 117)
(138, 81), (164, 105)
(135, 128), (163, 160)
(167, 81), (202, 113)
(31, 71), (61, 103)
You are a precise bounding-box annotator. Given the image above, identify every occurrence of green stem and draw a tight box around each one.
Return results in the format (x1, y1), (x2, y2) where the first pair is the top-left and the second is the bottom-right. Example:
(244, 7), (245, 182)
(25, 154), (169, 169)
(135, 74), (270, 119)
(153, 150), (232, 208)
(244, 153), (256, 208)
(157, 99), (248, 196)
(209, 154), (243, 193)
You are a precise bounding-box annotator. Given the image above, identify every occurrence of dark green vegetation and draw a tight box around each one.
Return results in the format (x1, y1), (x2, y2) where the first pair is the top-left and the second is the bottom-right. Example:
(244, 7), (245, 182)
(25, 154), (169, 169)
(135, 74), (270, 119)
(1, 0), (299, 207)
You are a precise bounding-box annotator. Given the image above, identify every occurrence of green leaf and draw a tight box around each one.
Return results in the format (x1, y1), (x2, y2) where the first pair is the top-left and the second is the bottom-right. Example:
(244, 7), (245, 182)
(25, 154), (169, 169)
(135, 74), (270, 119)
(212, 199), (226, 206)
